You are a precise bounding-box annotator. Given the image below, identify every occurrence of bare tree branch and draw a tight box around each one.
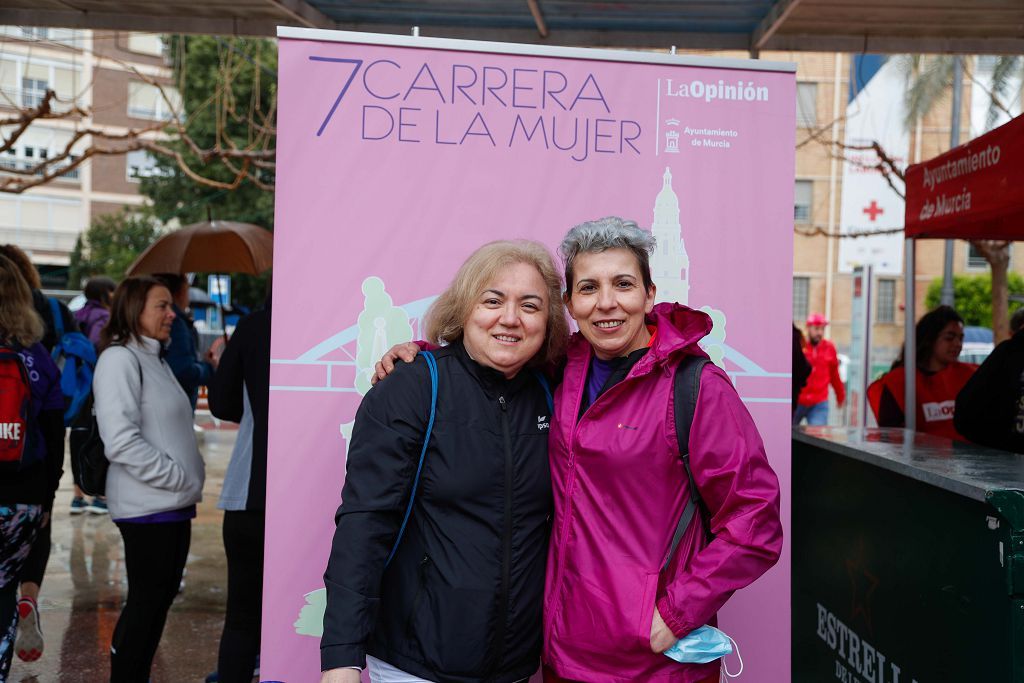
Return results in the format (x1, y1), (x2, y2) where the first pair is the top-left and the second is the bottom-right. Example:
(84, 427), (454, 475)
(0, 35), (278, 194)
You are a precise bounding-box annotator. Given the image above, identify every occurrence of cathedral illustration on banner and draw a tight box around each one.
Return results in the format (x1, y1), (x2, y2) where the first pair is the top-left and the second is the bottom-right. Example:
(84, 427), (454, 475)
(649, 166), (690, 306)
(648, 166), (728, 367)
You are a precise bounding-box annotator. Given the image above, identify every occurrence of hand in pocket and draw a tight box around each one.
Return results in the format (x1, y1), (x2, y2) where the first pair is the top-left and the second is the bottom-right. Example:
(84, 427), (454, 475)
(649, 606), (676, 653)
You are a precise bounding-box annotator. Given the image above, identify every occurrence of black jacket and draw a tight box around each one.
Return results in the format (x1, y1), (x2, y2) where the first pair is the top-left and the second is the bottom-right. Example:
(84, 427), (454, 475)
(208, 301), (270, 510)
(955, 330), (1024, 453)
(322, 342), (552, 682)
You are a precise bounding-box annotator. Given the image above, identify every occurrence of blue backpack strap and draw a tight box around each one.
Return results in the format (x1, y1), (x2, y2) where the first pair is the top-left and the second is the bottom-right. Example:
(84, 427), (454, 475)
(384, 350), (438, 568)
(531, 370), (553, 414)
(48, 298), (64, 360)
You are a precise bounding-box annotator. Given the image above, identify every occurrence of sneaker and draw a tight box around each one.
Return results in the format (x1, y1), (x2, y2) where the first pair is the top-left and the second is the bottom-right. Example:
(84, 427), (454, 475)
(204, 671), (219, 683)
(69, 496), (87, 515)
(15, 597), (43, 662)
(86, 497), (108, 515)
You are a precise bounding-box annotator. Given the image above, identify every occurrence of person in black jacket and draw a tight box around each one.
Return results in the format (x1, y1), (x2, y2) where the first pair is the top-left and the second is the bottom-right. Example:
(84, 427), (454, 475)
(207, 296), (271, 683)
(153, 273), (216, 410)
(954, 310), (1024, 454)
(321, 241), (569, 683)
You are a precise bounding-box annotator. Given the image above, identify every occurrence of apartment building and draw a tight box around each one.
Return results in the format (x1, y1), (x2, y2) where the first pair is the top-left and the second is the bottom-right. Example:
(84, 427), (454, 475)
(0, 26), (176, 286)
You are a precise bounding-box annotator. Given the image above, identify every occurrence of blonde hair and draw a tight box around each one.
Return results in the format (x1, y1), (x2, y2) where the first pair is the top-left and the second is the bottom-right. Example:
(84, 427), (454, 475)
(0, 254), (44, 347)
(425, 240), (568, 366)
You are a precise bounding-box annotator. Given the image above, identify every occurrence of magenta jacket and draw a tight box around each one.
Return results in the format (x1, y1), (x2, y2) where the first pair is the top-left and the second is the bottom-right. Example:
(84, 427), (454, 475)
(543, 303), (783, 682)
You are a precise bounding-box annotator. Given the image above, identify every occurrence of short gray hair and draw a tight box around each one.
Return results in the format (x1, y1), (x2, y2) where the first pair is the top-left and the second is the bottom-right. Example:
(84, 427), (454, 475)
(559, 216), (657, 292)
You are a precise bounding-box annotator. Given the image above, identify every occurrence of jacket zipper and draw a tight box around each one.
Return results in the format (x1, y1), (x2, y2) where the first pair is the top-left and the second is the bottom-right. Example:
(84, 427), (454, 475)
(548, 351), (653, 640)
(489, 394), (513, 674)
(404, 553), (431, 637)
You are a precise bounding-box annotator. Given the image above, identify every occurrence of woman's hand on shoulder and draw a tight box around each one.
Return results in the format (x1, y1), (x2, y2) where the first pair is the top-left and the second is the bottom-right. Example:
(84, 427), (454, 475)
(371, 342), (421, 385)
(649, 606), (676, 653)
(320, 667), (362, 683)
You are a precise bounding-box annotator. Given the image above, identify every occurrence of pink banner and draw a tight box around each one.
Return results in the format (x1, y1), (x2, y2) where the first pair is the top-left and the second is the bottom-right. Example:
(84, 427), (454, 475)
(267, 30), (795, 683)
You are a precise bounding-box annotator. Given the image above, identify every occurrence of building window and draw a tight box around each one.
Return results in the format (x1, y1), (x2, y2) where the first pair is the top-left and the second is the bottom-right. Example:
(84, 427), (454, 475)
(127, 81), (181, 121)
(794, 180), (813, 224)
(796, 82), (817, 128)
(967, 243), (989, 269)
(126, 149), (169, 181)
(793, 277), (810, 322)
(20, 27), (49, 40)
(127, 33), (165, 57)
(21, 77), (48, 108)
(877, 279), (896, 323)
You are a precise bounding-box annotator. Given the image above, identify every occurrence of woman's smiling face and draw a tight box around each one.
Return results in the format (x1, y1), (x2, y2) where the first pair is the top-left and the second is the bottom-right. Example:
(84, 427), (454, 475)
(565, 248), (656, 360)
(461, 261), (549, 378)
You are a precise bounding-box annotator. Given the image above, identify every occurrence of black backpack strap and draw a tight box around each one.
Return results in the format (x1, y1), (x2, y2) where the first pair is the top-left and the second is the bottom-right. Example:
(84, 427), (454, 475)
(663, 354), (713, 572)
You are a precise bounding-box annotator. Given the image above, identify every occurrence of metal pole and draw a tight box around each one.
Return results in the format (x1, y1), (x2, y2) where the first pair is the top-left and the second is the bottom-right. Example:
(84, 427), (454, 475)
(939, 56), (963, 307)
(904, 238), (916, 431)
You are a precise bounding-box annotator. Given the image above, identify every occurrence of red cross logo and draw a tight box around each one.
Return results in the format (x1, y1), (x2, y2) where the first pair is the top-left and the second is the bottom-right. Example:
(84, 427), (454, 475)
(863, 200), (884, 222)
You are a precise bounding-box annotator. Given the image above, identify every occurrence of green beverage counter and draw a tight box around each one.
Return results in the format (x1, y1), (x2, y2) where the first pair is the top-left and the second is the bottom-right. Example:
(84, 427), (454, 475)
(793, 427), (1024, 683)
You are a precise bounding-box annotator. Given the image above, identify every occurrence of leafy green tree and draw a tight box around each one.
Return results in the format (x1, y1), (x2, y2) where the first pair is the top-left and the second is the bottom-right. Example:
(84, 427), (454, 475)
(139, 35), (276, 307)
(925, 273), (1024, 329)
(140, 35), (276, 228)
(67, 209), (164, 287)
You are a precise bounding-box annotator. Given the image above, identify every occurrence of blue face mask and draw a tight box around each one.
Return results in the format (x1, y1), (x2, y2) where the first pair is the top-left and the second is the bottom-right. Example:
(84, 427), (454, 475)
(663, 625), (743, 678)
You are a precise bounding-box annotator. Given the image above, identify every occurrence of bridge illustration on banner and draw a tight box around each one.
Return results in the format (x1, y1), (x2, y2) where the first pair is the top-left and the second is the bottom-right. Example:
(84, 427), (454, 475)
(270, 166), (789, 407)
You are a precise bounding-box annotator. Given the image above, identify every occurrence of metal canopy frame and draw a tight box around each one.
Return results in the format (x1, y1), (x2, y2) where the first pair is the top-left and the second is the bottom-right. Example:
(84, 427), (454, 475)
(3, 1), (1023, 55)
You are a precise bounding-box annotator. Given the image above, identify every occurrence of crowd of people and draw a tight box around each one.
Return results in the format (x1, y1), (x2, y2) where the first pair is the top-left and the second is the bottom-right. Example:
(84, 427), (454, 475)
(0, 243), (270, 683)
(794, 302), (1024, 453)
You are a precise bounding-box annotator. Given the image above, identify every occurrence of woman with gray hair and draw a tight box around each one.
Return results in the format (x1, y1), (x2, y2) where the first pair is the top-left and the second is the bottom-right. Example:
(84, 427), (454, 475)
(321, 240), (567, 683)
(543, 216), (781, 682)
(376, 218), (783, 682)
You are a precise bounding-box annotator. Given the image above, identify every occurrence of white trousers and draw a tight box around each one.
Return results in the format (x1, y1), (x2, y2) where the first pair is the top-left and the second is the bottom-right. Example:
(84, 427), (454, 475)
(366, 655), (435, 683)
(365, 655), (531, 683)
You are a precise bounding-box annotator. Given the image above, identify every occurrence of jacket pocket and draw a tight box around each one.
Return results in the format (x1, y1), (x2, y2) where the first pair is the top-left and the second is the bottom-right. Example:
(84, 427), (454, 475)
(559, 565), (654, 657)
(636, 571), (660, 652)
(405, 567), (496, 675)
(404, 554), (430, 638)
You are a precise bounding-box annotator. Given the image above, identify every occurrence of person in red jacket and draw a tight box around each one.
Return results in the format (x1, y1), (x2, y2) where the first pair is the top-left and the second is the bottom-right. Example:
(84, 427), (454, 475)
(794, 313), (845, 426)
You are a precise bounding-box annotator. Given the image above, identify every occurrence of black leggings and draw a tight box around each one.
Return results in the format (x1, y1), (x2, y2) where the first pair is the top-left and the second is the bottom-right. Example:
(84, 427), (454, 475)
(110, 520), (190, 683)
(19, 503), (52, 586)
(216, 510), (265, 683)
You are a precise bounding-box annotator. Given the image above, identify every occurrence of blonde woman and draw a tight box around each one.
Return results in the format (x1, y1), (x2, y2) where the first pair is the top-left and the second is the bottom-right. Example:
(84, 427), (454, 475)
(321, 241), (567, 683)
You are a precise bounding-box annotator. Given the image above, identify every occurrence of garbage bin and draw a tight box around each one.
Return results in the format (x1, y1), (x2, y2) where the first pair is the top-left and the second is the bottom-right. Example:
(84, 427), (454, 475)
(793, 427), (1024, 683)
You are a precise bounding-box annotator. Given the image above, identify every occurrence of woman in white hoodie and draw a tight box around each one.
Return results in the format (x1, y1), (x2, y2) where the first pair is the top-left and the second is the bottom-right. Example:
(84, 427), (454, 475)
(93, 276), (205, 682)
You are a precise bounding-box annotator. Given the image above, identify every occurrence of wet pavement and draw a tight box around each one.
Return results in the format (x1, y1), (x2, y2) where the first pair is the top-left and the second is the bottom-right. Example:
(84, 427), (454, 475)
(9, 416), (240, 683)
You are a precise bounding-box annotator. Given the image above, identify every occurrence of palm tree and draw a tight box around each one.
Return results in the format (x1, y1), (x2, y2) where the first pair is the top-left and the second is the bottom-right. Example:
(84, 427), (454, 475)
(897, 55), (1022, 343)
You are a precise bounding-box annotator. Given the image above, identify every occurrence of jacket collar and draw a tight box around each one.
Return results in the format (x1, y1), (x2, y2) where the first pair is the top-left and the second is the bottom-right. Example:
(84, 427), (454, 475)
(126, 336), (164, 356)
(567, 302), (713, 376)
(452, 340), (533, 399)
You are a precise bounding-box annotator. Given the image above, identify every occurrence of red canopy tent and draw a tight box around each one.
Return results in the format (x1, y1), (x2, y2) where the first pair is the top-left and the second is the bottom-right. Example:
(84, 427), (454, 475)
(898, 113), (1023, 430)
(906, 113), (1024, 240)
